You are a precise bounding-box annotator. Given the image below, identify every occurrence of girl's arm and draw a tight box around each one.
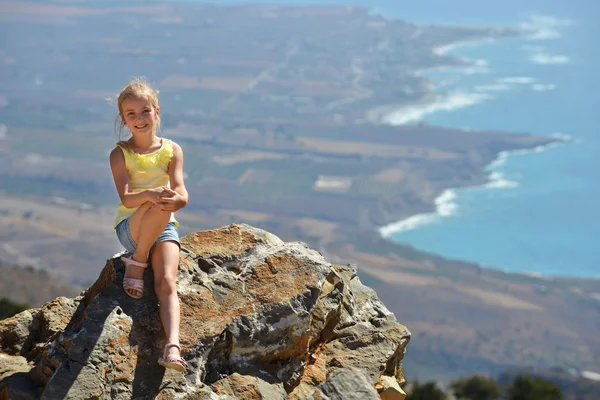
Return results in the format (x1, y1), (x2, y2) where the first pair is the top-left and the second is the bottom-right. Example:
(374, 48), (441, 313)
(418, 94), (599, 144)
(109, 147), (164, 208)
(158, 141), (188, 212)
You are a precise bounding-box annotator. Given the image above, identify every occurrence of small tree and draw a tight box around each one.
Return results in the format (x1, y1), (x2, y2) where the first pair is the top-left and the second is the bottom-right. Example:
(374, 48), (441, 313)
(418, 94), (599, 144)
(506, 374), (562, 400)
(406, 380), (448, 400)
(451, 374), (501, 400)
(0, 298), (28, 320)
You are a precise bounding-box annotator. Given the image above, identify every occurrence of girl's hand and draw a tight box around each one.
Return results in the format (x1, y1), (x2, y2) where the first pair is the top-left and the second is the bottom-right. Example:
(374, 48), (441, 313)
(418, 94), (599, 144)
(147, 187), (169, 205)
(157, 187), (184, 212)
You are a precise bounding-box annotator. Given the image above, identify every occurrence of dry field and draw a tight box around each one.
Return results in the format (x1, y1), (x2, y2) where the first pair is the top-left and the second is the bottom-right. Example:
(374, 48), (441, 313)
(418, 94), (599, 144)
(296, 136), (459, 159)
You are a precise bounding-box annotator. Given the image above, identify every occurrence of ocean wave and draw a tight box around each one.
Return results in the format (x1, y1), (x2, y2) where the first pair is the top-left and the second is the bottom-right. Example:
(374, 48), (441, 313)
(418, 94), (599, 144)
(432, 78), (459, 89)
(474, 83), (511, 92)
(531, 83), (557, 91)
(380, 135), (573, 237)
(528, 30), (562, 40)
(531, 53), (569, 64)
(429, 42), (493, 76)
(484, 172), (519, 189)
(497, 76), (536, 84)
(463, 66), (490, 75)
(461, 58), (490, 75)
(497, 145), (545, 160)
(379, 214), (438, 236)
(475, 77), (541, 93)
(485, 179), (519, 189)
(432, 38), (494, 56)
(379, 189), (458, 236)
(551, 132), (573, 142)
(383, 91), (491, 125)
(436, 190), (458, 216)
(520, 14), (573, 41)
(487, 135), (571, 170)
(487, 151), (510, 169)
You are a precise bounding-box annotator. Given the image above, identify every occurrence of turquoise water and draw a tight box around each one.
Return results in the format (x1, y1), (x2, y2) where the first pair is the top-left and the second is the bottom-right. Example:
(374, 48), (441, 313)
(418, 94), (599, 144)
(188, 1), (599, 277)
(378, 3), (600, 278)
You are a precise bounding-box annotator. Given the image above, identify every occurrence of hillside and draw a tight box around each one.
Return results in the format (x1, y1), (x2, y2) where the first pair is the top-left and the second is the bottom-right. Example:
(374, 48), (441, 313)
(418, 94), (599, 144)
(0, 262), (81, 308)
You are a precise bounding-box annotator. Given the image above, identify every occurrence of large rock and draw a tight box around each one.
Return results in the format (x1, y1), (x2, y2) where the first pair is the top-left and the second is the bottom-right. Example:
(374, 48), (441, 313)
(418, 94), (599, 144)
(0, 224), (410, 399)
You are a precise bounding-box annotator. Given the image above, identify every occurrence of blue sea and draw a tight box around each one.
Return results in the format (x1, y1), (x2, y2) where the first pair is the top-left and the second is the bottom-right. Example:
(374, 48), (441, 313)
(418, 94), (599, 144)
(189, 0), (600, 278)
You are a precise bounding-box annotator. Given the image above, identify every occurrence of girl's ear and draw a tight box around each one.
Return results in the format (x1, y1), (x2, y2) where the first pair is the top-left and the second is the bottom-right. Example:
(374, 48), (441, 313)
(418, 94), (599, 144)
(155, 105), (160, 116)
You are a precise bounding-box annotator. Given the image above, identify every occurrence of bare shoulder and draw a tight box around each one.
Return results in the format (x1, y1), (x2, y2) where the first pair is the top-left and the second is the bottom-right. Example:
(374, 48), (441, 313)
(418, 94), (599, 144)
(170, 140), (184, 157)
(109, 145), (126, 164)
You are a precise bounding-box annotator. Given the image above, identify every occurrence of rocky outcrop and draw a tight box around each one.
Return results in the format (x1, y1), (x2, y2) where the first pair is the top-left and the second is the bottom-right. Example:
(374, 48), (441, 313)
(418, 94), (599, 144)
(0, 224), (410, 399)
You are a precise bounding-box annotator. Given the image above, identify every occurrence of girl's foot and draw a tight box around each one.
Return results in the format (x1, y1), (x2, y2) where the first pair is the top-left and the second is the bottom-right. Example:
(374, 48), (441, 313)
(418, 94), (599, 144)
(158, 343), (187, 372)
(121, 256), (148, 299)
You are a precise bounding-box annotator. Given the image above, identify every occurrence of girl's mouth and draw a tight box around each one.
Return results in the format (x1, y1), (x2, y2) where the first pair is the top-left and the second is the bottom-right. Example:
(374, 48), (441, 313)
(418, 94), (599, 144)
(135, 124), (148, 130)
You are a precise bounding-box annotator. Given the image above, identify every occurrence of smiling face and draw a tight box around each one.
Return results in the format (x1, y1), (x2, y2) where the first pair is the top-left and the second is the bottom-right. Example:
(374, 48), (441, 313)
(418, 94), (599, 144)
(120, 95), (160, 136)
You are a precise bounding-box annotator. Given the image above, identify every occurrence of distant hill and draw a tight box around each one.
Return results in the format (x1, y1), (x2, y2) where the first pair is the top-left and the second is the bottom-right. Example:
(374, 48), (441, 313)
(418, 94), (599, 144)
(0, 262), (81, 308)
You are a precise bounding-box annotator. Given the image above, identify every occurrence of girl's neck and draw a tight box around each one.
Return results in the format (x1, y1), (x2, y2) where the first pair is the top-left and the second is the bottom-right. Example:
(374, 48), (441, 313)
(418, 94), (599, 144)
(128, 134), (161, 153)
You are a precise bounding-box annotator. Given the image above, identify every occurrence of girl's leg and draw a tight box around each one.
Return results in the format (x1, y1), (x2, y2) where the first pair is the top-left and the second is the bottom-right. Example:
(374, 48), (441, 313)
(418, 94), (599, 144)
(129, 202), (171, 263)
(151, 240), (182, 360)
(124, 202), (171, 297)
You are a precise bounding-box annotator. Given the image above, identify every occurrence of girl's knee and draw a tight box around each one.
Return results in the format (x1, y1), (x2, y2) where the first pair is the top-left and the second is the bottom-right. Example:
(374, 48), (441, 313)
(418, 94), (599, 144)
(155, 276), (177, 297)
(139, 201), (154, 211)
(143, 201), (161, 211)
(148, 203), (171, 216)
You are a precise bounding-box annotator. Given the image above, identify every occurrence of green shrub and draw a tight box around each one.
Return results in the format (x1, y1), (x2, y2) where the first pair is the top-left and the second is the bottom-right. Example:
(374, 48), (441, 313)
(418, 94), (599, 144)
(451, 374), (501, 400)
(505, 374), (562, 400)
(406, 380), (448, 400)
(0, 298), (28, 320)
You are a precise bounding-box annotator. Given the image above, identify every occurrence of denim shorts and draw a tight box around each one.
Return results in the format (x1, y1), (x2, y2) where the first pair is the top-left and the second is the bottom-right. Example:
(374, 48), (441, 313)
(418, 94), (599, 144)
(115, 218), (180, 254)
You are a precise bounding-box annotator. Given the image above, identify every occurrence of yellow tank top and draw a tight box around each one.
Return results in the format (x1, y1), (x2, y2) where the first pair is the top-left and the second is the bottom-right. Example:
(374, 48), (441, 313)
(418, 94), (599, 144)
(113, 138), (178, 228)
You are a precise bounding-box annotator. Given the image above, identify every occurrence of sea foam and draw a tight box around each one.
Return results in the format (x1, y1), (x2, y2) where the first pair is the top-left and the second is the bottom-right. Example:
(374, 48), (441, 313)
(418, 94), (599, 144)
(379, 26), (572, 238)
(383, 91), (491, 125)
(380, 134), (571, 237)
(433, 38), (494, 56)
(474, 83), (511, 92)
(520, 14), (572, 41)
(530, 53), (569, 64)
(531, 83), (557, 91)
(484, 172), (519, 189)
(497, 76), (536, 84)
(379, 189), (458, 236)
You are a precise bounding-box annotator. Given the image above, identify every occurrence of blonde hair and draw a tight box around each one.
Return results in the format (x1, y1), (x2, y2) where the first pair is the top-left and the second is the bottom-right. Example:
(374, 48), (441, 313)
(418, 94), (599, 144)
(114, 77), (161, 140)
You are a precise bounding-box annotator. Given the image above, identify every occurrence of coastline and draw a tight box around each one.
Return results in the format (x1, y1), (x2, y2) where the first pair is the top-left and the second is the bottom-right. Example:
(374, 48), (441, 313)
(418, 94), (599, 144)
(380, 35), (501, 125)
(366, 38), (497, 126)
(375, 28), (571, 252)
(379, 134), (568, 238)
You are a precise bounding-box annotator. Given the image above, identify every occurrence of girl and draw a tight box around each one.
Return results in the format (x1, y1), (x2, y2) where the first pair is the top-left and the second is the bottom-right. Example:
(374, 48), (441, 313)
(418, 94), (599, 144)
(109, 78), (188, 372)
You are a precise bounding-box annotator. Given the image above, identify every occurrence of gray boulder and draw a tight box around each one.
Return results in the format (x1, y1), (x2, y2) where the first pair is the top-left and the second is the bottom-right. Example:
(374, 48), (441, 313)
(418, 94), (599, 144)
(0, 224), (410, 399)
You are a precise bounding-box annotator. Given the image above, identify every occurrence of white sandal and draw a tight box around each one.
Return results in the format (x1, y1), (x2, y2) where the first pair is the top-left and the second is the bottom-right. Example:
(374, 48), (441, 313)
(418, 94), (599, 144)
(158, 343), (187, 373)
(121, 256), (148, 299)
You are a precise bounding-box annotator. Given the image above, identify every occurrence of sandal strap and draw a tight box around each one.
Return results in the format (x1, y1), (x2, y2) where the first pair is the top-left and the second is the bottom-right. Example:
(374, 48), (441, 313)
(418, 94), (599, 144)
(163, 342), (180, 352)
(121, 256), (149, 269)
(163, 342), (182, 358)
(123, 278), (144, 290)
(165, 354), (187, 366)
